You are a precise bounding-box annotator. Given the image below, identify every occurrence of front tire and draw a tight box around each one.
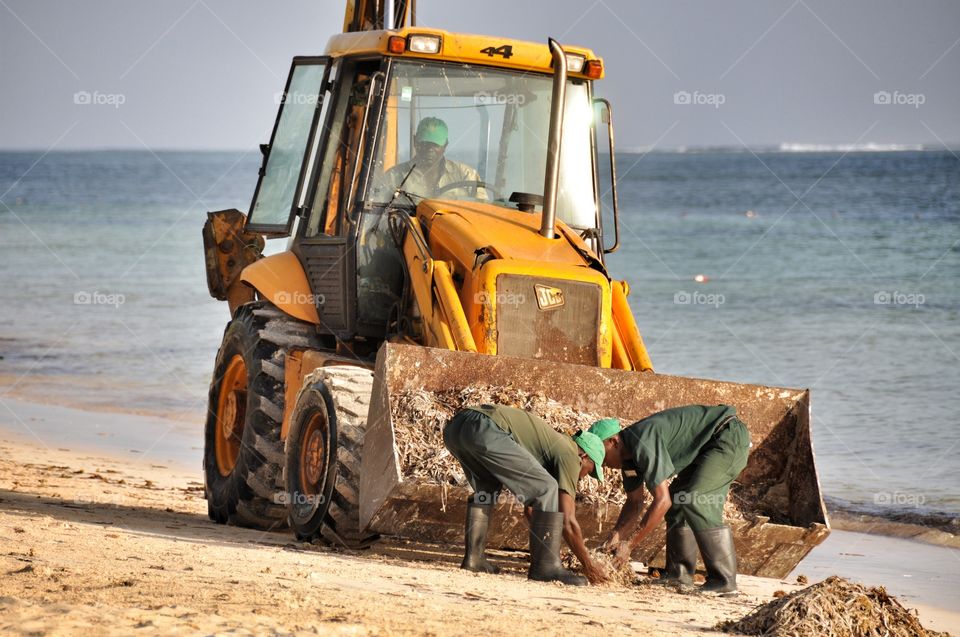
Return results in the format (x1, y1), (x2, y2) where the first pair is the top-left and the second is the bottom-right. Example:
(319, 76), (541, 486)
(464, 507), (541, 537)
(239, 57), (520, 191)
(203, 301), (320, 530)
(285, 366), (378, 547)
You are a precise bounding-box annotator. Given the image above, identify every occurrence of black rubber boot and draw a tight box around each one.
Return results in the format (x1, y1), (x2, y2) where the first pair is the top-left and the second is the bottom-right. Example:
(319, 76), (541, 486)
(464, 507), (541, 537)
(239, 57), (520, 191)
(527, 510), (587, 586)
(658, 525), (697, 585)
(694, 525), (738, 594)
(460, 502), (499, 574)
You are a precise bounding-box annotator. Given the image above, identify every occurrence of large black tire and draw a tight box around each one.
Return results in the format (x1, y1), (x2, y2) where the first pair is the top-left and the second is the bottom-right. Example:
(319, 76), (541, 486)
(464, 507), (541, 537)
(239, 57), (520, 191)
(284, 366), (378, 548)
(203, 301), (320, 530)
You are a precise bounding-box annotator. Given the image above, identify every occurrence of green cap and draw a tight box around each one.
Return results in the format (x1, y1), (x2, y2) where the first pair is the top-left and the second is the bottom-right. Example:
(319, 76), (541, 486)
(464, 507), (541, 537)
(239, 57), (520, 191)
(572, 430), (605, 482)
(589, 418), (621, 441)
(415, 117), (448, 146)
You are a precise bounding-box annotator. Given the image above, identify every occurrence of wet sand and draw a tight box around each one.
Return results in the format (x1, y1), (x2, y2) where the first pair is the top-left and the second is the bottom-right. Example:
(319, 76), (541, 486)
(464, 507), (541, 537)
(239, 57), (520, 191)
(0, 396), (957, 635)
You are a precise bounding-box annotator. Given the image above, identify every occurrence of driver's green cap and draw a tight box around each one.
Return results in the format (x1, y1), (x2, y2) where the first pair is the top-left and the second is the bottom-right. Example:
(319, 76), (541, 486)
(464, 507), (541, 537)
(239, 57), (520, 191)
(415, 117), (448, 146)
(572, 431), (605, 482)
(589, 418), (621, 441)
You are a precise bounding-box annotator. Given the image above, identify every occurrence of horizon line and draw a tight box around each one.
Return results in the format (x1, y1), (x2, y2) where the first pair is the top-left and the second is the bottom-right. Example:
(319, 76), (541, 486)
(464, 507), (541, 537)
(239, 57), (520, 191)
(0, 143), (957, 154)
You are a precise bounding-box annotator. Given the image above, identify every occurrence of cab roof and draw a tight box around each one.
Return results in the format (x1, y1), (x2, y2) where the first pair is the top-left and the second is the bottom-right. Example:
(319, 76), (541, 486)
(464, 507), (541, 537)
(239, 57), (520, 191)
(324, 27), (604, 80)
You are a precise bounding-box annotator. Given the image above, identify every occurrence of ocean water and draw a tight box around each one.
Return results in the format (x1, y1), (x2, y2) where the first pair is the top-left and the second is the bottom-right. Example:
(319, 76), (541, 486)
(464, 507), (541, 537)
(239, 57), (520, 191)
(1, 150), (958, 524)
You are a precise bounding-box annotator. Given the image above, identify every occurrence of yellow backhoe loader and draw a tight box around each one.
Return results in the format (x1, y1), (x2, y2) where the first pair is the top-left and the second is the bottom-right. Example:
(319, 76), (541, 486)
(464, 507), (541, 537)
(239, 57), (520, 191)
(201, 0), (828, 577)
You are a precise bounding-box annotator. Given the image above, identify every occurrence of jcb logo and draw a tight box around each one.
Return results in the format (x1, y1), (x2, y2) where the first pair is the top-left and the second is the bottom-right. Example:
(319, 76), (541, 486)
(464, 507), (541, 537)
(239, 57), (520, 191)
(534, 284), (564, 310)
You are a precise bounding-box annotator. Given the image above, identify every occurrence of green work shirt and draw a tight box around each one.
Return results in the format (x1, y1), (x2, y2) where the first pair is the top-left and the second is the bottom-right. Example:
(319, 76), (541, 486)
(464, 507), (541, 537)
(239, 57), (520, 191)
(620, 404), (736, 493)
(467, 404), (580, 497)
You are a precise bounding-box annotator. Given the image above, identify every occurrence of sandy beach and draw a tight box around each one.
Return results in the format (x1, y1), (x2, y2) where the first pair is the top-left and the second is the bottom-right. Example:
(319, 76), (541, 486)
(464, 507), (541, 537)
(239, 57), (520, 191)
(1, 396), (957, 635)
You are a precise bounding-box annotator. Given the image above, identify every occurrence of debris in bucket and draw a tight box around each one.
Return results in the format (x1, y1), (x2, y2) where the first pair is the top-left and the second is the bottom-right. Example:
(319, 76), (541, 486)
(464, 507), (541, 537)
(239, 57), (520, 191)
(718, 575), (949, 636)
(561, 548), (635, 586)
(392, 386), (620, 504)
(392, 385), (763, 516)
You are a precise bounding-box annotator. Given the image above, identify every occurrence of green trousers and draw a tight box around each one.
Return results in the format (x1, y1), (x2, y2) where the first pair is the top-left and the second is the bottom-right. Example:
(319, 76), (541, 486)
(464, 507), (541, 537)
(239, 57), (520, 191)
(442, 409), (560, 512)
(665, 419), (751, 531)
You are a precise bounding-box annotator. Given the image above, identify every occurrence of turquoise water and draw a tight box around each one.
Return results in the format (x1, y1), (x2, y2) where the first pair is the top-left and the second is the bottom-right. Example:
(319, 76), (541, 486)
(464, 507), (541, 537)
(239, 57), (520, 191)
(1, 150), (958, 523)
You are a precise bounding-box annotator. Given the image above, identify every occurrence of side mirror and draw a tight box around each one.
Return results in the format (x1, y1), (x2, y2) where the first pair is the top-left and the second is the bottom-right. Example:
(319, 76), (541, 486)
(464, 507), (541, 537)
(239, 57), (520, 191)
(593, 97), (619, 254)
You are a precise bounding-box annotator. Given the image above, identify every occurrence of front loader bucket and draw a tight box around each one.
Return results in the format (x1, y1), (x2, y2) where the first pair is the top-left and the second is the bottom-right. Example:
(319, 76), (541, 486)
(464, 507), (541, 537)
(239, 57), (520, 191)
(360, 343), (829, 579)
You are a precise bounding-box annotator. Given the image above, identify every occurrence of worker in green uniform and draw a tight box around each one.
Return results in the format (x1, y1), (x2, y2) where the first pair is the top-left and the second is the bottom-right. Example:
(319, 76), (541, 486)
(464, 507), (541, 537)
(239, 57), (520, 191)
(588, 405), (751, 594)
(443, 404), (608, 586)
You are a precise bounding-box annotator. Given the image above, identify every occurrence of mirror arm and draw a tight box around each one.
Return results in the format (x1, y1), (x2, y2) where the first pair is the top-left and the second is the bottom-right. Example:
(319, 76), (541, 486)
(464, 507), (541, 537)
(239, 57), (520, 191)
(595, 97), (620, 254)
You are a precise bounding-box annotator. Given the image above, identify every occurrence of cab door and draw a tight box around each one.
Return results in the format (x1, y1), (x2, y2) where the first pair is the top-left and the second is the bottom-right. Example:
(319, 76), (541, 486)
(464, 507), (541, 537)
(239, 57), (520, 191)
(246, 57), (330, 236)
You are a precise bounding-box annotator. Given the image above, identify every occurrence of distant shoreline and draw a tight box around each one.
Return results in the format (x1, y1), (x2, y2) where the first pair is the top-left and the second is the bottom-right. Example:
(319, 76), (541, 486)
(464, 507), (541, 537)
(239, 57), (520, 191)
(0, 146), (957, 154)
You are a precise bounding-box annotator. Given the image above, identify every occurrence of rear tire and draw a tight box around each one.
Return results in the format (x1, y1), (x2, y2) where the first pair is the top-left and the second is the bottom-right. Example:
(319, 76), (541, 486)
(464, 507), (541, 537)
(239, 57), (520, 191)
(203, 301), (320, 530)
(284, 366), (378, 548)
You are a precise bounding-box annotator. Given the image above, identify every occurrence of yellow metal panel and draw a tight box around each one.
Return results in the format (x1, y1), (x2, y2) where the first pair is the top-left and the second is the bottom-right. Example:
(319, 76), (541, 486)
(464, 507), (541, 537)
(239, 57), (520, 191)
(611, 325), (631, 370)
(400, 217), (444, 347)
(420, 201), (589, 270)
(324, 28), (603, 79)
(433, 261), (477, 352)
(471, 259), (612, 366)
(612, 280), (654, 372)
(239, 252), (320, 324)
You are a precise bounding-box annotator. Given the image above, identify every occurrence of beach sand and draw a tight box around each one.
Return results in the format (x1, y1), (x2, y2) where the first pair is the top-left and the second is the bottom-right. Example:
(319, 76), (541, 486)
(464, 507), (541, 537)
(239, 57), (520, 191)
(0, 397), (957, 635)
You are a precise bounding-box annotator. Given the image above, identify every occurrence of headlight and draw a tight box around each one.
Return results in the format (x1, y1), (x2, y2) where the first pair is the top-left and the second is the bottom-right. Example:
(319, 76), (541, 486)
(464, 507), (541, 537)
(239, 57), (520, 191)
(564, 53), (586, 73)
(408, 34), (442, 54)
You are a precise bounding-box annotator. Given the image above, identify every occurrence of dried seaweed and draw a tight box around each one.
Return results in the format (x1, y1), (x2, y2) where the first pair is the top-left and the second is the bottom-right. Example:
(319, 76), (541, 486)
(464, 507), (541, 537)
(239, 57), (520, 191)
(392, 386), (623, 505)
(561, 548), (635, 587)
(719, 575), (949, 636)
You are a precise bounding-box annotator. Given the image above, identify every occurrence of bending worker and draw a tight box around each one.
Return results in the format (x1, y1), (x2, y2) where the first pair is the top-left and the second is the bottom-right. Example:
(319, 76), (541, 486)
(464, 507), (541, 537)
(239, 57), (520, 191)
(589, 405), (751, 594)
(443, 404), (608, 586)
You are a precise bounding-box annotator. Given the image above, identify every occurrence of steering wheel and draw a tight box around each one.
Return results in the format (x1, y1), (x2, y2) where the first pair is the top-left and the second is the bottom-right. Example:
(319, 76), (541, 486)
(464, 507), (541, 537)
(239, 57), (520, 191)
(433, 180), (500, 201)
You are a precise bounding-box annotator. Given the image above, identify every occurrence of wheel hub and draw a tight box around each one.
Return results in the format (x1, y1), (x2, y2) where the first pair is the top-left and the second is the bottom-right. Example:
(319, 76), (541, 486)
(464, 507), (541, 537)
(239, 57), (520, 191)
(222, 389), (246, 441)
(300, 414), (328, 495)
(215, 354), (248, 477)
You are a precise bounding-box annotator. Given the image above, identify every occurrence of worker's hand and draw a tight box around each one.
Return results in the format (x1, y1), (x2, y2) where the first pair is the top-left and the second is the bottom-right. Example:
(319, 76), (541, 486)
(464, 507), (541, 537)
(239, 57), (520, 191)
(601, 532), (621, 553)
(610, 541), (633, 569)
(583, 562), (610, 585)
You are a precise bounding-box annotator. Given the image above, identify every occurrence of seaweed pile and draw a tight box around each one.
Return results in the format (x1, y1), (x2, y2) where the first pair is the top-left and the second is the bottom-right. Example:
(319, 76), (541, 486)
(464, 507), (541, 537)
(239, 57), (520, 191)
(561, 548), (636, 587)
(719, 576), (949, 637)
(391, 386), (621, 505)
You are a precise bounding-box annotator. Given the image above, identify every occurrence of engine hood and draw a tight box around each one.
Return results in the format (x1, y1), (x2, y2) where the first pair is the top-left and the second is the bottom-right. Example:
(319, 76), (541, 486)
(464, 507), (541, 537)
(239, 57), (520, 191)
(414, 199), (605, 275)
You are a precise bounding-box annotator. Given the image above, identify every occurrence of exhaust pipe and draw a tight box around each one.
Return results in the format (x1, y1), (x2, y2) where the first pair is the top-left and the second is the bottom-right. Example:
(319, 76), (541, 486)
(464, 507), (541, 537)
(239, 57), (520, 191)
(384, 0), (395, 29)
(540, 38), (567, 239)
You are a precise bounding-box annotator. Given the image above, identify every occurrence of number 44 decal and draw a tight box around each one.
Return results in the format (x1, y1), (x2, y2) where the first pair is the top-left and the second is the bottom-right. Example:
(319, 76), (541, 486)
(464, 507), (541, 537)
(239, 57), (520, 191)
(480, 45), (513, 59)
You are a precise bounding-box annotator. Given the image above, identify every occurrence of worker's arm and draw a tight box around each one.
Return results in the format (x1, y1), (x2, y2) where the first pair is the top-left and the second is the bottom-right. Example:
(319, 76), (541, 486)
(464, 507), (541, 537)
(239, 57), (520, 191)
(610, 479), (672, 568)
(558, 491), (609, 585)
(603, 485), (647, 547)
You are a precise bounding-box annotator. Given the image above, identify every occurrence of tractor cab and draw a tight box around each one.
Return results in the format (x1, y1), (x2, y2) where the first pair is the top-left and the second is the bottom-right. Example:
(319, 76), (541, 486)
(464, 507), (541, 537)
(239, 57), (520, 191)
(240, 28), (619, 346)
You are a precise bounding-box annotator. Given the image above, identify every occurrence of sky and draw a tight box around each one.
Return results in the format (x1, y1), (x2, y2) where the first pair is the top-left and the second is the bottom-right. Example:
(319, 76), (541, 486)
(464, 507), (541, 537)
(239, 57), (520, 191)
(0, 0), (957, 151)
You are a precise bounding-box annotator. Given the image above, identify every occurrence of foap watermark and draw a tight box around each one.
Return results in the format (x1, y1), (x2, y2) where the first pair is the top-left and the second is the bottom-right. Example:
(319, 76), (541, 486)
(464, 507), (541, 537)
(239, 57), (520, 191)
(873, 90), (925, 108)
(475, 290), (526, 308)
(74, 290), (126, 308)
(274, 91), (323, 106)
(73, 90), (126, 109)
(74, 493), (127, 508)
(873, 491), (926, 507)
(474, 90), (526, 106)
(674, 290), (725, 308)
(674, 491), (727, 507)
(274, 491), (326, 507)
(276, 291), (326, 306)
(673, 90), (725, 109)
(474, 491), (525, 506)
(874, 290), (924, 308)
